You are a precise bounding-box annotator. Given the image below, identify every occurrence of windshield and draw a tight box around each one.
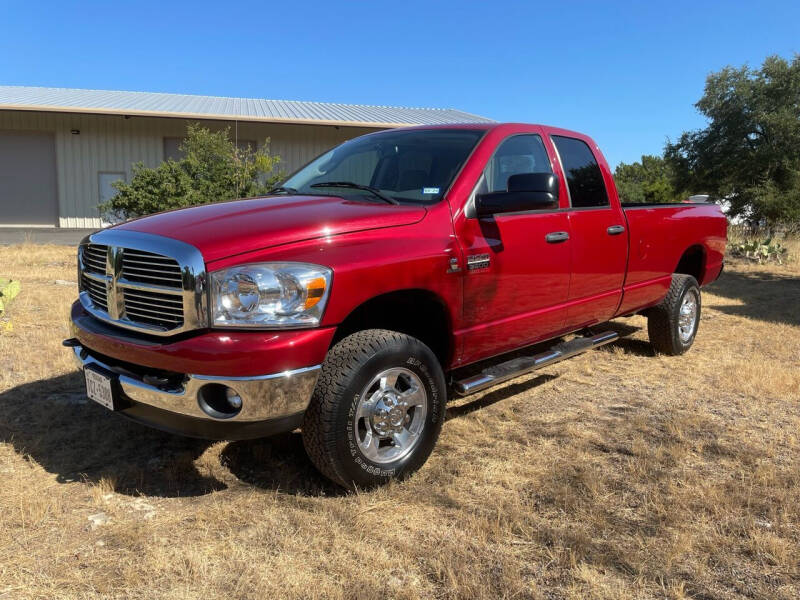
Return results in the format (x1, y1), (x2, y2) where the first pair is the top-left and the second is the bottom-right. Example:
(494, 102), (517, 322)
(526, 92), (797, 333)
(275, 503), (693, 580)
(281, 128), (485, 204)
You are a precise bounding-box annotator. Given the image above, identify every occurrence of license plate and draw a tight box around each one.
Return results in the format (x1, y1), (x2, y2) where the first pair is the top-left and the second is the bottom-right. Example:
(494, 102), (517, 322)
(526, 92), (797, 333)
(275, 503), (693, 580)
(84, 368), (116, 410)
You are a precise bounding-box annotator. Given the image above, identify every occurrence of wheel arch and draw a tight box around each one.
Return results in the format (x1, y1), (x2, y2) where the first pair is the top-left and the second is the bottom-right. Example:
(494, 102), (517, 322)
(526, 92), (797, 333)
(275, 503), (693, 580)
(331, 288), (454, 368)
(674, 244), (707, 284)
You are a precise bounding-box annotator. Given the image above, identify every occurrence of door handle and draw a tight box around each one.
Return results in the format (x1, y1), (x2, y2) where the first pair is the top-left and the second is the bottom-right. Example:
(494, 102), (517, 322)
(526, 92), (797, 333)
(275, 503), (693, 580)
(545, 231), (570, 243)
(607, 225), (625, 235)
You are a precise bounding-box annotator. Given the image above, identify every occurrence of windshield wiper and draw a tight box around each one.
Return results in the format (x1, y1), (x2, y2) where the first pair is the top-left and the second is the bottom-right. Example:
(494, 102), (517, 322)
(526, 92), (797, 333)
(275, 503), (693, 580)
(268, 186), (298, 195)
(310, 181), (399, 205)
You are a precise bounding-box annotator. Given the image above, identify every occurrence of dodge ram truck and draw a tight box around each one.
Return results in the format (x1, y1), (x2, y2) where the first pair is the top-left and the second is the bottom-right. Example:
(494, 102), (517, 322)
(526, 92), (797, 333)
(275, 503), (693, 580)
(66, 123), (727, 489)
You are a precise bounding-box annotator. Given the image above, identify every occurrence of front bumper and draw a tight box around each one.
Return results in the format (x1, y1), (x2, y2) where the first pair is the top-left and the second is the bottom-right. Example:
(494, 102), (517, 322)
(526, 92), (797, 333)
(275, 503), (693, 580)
(70, 343), (321, 440)
(69, 300), (336, 377)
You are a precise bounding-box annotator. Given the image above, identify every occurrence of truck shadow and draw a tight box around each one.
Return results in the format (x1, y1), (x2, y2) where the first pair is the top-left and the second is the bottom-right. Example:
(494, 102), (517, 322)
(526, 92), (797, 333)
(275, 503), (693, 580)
(704, 268), (800, 326)
(0, 372), (225, 498)
(446, 373), (559, 420)
(599, 322), (654, 356)
(0, 313), (691, 500)
(220, 434), (344, 496)
(1, 370), (568, 498)
(0, 372), (343, 497)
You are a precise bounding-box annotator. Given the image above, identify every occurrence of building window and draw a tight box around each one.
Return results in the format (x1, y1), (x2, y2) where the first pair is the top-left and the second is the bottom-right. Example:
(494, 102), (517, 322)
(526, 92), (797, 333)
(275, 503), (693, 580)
(235, 139), (258, 153)
(163, 137), (184, 162)
(98, 172), (126, 205)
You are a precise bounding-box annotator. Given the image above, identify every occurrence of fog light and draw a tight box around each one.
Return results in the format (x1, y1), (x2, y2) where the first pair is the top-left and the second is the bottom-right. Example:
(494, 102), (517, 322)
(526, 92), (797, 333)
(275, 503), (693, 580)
(198, 384), (243, 419)
(225, 388), (243, 410)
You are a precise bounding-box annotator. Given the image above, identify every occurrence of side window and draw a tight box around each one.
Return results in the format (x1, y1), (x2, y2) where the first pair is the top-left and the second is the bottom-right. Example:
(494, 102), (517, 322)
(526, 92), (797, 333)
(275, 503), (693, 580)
(482, 134), (552, 193)
(163, 137), (184, 162)
(551, 135), (609, 208)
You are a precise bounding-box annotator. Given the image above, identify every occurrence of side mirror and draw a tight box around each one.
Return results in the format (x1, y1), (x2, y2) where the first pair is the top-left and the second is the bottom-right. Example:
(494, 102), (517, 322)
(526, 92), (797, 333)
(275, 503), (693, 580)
(475, 172), (559, 217)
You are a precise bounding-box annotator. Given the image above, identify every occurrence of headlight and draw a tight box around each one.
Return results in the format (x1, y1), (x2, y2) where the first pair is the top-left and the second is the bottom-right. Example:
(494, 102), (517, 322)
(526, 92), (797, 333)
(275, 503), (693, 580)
(211, 262), (332, 328)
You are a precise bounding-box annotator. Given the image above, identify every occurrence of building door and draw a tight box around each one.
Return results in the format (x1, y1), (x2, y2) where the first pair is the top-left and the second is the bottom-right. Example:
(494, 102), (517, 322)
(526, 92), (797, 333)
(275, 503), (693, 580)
(0, 131), (58, 226)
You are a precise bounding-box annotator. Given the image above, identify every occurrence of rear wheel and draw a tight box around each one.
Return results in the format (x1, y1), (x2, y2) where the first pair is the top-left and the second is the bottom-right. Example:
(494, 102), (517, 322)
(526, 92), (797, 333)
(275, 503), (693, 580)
(646, 274), (701, 355)
(302, 329), (445, 490)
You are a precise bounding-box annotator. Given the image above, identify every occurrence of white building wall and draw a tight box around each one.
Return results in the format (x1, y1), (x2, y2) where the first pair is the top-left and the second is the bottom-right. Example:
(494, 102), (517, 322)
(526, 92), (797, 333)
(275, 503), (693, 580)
(0, 110), (379, 227)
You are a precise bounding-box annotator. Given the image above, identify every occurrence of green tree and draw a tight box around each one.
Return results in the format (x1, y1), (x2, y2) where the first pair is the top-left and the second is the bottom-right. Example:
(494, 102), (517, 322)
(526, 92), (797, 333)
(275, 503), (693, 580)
(614, 154), (679, 204)
(665, 54), (800, 225)
(101, 124), (283, 219)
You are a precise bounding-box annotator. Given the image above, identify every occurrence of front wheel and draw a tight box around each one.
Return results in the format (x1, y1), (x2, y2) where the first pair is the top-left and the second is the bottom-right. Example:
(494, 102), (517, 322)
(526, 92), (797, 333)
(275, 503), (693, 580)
(302, 329), (446, 490)
(646, 274), (701, 355)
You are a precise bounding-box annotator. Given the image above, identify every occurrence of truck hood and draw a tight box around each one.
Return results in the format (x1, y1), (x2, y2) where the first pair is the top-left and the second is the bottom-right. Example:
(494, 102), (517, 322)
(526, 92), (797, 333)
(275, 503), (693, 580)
(115, 195), (427, 262)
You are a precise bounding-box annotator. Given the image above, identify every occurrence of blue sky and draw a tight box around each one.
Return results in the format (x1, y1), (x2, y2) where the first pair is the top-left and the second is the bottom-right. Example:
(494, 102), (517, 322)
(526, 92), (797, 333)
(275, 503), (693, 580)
(2, 0), (798, 168)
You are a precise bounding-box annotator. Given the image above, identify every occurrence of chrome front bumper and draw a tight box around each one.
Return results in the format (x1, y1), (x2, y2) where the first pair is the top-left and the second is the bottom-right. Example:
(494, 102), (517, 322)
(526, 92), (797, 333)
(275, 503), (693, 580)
(71, 344), (321, 424)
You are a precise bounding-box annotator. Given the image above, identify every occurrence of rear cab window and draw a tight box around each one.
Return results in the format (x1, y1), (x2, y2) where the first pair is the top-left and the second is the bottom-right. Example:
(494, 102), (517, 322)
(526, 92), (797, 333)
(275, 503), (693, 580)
(551, 135), (609, 208)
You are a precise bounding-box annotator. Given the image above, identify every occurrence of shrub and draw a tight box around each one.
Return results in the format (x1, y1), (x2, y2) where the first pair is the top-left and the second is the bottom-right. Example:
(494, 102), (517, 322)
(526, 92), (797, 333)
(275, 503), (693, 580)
(101, 124), (283, 220)
(728, 239), (789, 264)
(727, 226), (795, 264)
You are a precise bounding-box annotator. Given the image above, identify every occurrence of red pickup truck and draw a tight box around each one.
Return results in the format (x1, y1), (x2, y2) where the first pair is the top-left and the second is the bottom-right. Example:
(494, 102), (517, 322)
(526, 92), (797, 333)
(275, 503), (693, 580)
(67, 123), (727, 489)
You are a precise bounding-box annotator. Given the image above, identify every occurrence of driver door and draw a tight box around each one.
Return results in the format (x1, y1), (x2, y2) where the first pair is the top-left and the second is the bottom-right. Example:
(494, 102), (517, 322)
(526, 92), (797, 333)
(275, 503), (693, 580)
(453, 130), (572, 365)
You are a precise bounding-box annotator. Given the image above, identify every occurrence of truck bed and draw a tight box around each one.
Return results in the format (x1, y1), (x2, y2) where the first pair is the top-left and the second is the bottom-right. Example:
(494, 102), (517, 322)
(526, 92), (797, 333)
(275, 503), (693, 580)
(615, 201), (727, 316)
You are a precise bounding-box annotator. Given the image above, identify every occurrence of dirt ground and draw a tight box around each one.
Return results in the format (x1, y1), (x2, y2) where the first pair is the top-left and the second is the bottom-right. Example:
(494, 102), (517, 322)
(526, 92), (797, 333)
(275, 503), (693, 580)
(0, 244), (798, 599)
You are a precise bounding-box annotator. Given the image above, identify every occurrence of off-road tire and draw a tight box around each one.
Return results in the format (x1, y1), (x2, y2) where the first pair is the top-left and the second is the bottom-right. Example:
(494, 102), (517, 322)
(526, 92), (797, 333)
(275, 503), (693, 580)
(647, 274), (701, 355)
(302, 329), (446, 490)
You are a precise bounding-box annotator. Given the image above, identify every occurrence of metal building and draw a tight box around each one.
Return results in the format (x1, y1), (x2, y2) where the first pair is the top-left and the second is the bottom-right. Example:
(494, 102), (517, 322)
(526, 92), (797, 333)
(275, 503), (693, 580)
(0, 86), (492, 228)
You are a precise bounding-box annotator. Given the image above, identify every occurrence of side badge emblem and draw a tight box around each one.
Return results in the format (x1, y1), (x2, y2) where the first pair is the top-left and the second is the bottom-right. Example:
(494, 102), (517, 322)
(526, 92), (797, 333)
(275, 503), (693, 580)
(447, 257), (461, 273)
(467, 254), (490, 271)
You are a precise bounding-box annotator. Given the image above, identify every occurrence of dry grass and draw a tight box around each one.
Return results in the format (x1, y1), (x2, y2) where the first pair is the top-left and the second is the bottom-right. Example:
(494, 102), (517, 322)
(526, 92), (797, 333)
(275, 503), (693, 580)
(1, 242), (799, 599)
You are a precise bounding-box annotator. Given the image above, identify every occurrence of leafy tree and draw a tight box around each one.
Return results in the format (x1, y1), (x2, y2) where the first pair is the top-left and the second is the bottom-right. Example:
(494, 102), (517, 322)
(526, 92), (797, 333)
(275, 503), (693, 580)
(614, 155), (679, 204)
(101, 124), (283, 219)
(665, 54), (800, 225)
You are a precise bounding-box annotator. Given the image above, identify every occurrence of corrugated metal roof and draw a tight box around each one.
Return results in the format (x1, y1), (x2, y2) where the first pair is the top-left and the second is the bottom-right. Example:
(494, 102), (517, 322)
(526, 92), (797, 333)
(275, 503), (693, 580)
(0, 85), (494, 128)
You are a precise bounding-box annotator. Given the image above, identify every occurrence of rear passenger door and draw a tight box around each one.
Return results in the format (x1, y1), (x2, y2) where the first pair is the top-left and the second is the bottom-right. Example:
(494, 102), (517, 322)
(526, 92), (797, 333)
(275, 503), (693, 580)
(550, 134), (628, 329)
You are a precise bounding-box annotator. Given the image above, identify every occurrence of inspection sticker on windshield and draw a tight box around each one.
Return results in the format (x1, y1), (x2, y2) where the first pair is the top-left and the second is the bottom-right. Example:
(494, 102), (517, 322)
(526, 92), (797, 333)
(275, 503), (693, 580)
(422, 187), (440, 194)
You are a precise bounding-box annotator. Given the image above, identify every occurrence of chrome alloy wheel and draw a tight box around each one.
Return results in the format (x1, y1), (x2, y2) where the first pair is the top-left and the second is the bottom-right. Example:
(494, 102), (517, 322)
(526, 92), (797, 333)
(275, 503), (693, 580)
(678, 289), (699, 342)
(354, 367), (427, 464)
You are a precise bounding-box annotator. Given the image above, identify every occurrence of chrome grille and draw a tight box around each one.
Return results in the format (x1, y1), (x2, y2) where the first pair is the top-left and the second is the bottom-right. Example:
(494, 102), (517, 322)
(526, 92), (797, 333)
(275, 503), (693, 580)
(83, 244), (108, 275)
(121, 249), (183, 289)
(81, 272), (108, 312)
(123, 288), (184, 329)
(77, 230), (207, 336)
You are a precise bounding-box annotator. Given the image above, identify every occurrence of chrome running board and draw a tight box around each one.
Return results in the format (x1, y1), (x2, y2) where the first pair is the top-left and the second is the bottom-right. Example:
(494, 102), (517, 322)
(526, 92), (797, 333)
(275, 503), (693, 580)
(453, 331), (619, 396)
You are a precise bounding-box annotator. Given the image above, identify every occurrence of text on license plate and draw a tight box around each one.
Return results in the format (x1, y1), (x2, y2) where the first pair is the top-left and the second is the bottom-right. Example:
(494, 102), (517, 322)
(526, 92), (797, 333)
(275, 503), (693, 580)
(84, 368), (115, 410)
